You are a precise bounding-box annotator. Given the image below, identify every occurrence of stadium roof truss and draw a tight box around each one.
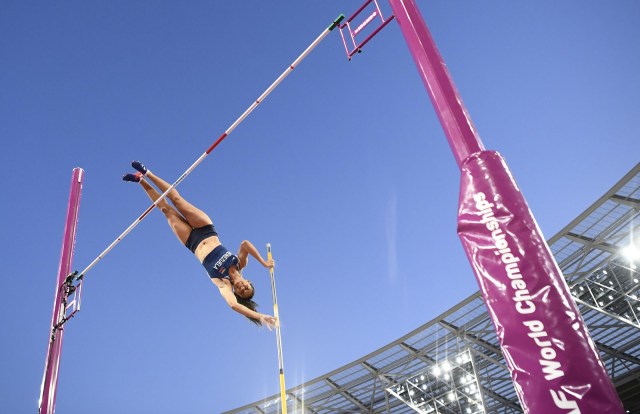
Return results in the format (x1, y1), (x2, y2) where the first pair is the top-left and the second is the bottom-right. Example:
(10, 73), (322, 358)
(225, 163), (640, 414)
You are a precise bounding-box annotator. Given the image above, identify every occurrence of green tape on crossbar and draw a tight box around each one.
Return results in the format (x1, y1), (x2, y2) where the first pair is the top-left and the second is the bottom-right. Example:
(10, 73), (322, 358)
(329, 14), (345, 31)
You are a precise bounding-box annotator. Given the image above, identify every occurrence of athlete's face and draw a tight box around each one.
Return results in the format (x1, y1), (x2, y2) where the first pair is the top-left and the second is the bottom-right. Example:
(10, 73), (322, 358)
(234, 279), (254, 299)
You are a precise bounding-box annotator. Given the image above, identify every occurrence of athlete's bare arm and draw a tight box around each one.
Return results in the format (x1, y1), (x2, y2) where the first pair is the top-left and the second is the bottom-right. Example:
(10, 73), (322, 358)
(237, 240), (274, 270)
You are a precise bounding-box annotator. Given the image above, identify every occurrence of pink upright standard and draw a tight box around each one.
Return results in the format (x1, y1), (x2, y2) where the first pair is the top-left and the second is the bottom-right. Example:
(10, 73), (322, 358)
(387, 0), (624, 412)
(39, 168), (83, 414)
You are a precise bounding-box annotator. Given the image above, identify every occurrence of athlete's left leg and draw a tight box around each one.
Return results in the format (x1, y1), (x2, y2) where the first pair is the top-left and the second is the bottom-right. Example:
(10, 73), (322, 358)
(131, 161), (213, 229)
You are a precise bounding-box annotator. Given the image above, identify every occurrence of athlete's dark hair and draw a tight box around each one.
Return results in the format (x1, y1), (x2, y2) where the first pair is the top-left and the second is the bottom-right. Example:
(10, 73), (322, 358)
(234, 282), (261, 326)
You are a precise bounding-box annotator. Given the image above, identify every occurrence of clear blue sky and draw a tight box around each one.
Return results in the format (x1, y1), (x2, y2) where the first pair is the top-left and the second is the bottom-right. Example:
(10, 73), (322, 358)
(1, 1), (639, 413)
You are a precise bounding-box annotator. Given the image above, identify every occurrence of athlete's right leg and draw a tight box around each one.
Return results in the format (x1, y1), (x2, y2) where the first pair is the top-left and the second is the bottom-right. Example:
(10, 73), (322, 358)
(132, 161), (213, 229)
(137, 178), (193, 245)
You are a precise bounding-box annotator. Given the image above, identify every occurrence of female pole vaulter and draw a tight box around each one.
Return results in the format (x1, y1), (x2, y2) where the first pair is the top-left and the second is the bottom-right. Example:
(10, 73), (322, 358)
(123, 161), (277, 329)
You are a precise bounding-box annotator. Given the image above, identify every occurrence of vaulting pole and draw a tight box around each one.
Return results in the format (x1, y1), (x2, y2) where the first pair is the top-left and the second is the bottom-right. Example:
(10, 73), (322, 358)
(267, 243), (287, 414)
(39, 168), (84, 414)
(77, 14), (345, 281)
(386, 0), (624, 412)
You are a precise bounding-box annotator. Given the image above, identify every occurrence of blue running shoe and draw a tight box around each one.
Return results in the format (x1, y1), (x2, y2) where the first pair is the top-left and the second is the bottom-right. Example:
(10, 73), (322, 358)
(131, 160), (148, 175)
(122, 172), (142, 182)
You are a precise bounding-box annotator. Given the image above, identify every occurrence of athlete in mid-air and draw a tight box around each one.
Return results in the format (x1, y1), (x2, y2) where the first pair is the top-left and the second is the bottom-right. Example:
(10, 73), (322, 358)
(123, 161), (276, 329)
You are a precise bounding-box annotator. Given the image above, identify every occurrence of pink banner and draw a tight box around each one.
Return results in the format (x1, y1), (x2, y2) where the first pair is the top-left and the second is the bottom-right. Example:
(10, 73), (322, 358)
(457, 151), (623, 413)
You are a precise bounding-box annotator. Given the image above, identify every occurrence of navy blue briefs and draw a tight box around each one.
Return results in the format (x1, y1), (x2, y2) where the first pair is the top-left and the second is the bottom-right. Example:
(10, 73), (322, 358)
(202, 245), (239, 279)
(185, 224), (218, 253)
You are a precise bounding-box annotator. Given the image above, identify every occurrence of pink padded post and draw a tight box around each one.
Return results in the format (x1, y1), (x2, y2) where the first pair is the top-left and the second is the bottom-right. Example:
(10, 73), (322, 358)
(386, 1), (624, 412)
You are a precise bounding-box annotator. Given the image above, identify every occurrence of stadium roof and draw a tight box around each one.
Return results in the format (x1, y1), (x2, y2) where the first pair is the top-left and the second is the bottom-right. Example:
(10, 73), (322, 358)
(225, 162), (640, 414)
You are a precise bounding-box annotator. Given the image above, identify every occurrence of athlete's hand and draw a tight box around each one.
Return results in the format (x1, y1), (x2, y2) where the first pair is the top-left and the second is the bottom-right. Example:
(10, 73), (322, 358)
(263, 259), (275, 269)
(260, 314), (278, 331)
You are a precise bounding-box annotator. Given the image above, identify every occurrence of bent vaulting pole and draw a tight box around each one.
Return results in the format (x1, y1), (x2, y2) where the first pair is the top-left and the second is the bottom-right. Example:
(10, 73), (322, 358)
(77, 14), (345, 280)
(267, 244), (287, 414)
(386, 0), (624, 413)
(39, 168), (84, 414)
